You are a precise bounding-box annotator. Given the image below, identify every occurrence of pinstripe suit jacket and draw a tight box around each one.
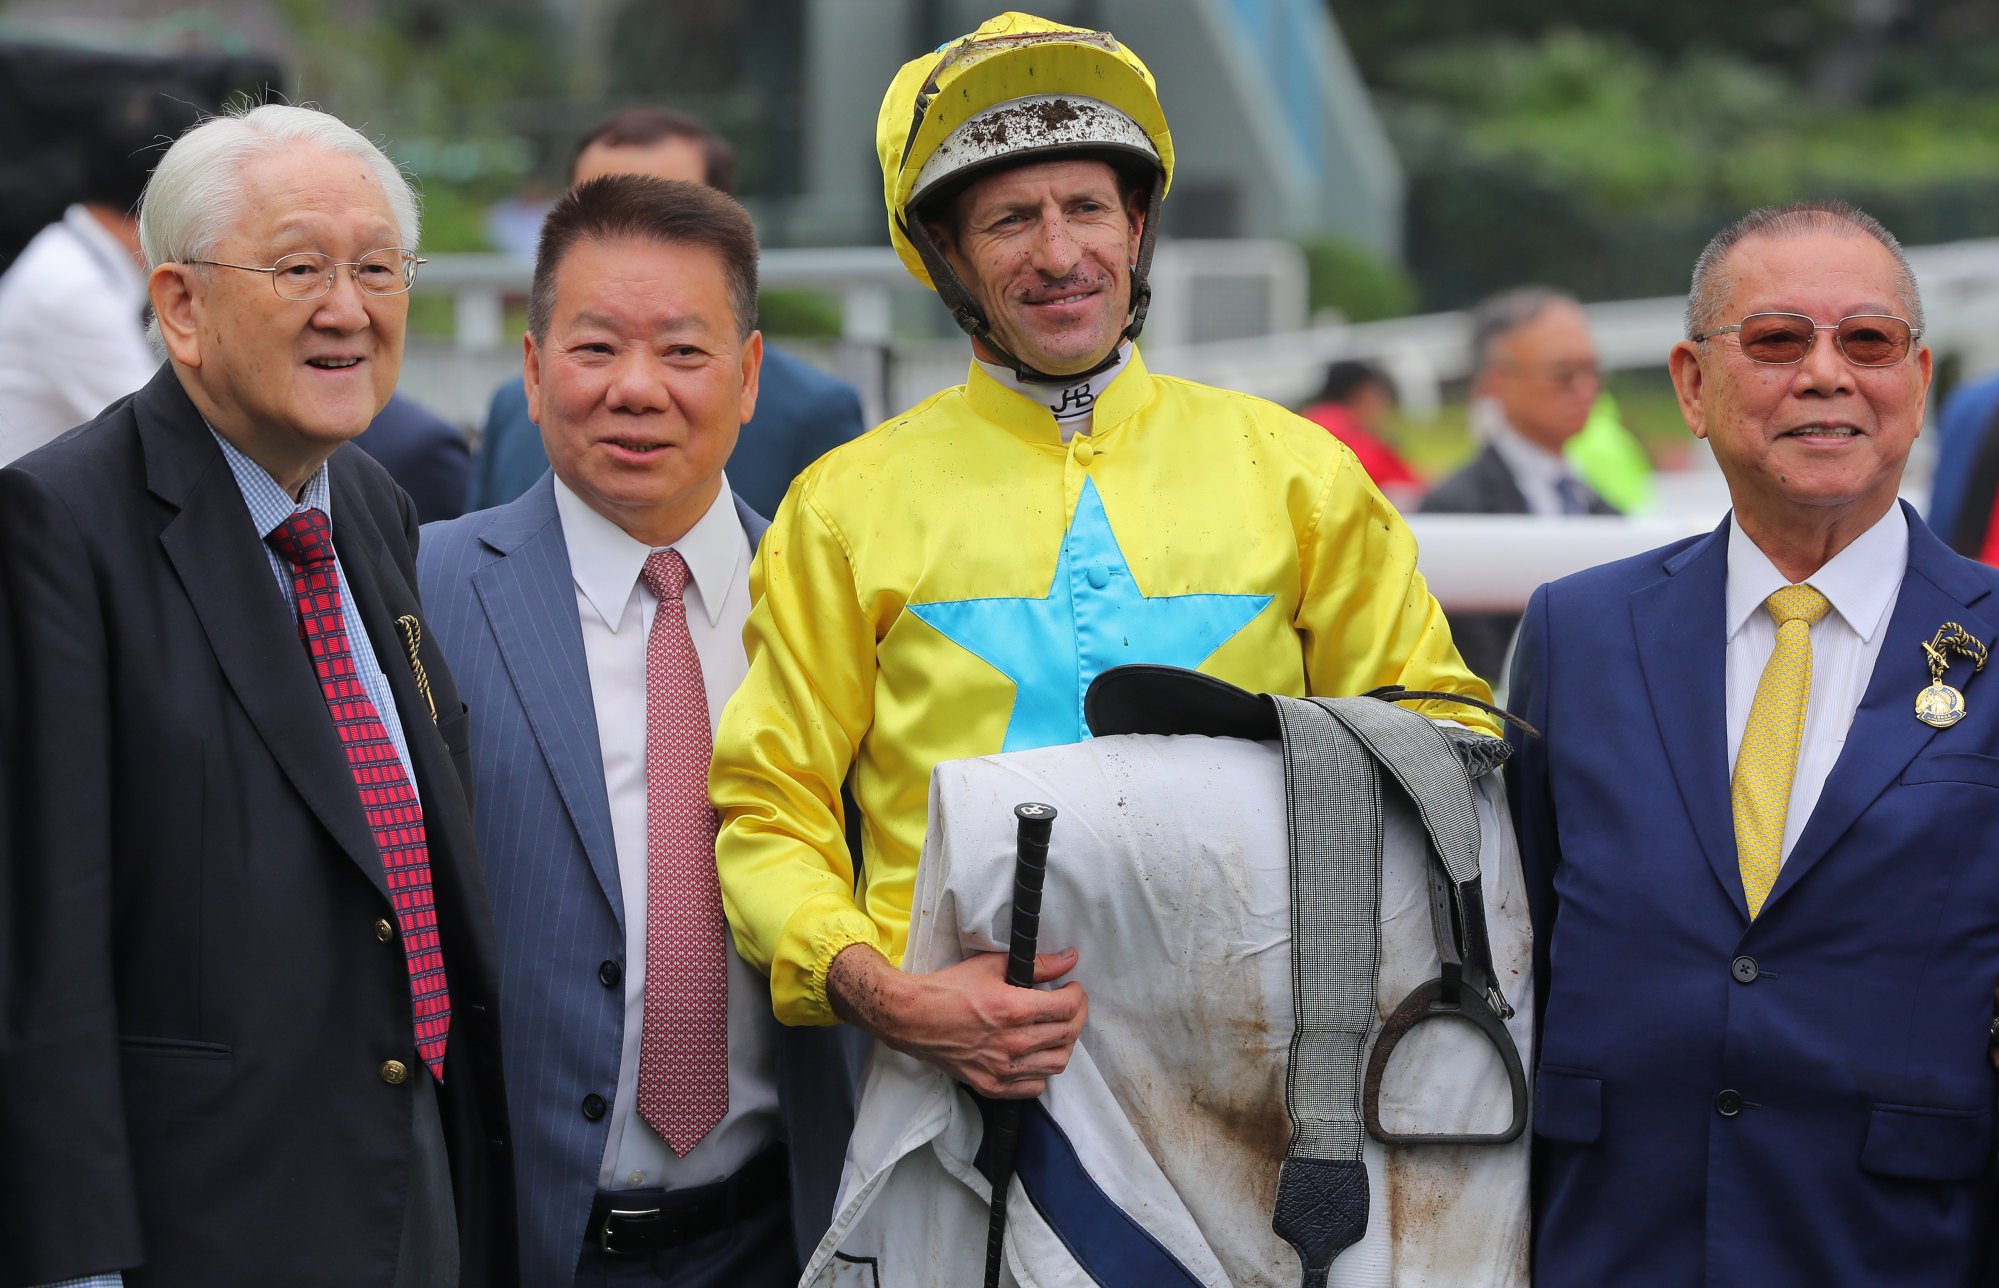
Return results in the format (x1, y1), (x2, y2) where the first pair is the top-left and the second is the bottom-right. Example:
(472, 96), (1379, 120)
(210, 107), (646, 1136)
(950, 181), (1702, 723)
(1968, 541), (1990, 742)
(417, 476), (860, 1285)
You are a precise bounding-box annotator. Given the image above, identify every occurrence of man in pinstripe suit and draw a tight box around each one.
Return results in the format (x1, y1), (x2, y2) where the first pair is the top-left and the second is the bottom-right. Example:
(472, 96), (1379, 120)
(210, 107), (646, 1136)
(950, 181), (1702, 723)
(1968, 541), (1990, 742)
(418, 176), (855, 1285)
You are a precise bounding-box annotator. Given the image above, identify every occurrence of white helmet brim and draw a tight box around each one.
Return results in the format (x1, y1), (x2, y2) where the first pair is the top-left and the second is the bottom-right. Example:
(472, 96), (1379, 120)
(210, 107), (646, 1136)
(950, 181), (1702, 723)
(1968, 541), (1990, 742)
(909, 94), (1160, 212)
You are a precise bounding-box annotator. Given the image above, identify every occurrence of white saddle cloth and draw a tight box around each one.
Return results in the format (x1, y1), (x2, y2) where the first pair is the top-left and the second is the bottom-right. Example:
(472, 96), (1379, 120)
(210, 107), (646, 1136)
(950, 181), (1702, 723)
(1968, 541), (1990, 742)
(803, 732), (1532, 1288)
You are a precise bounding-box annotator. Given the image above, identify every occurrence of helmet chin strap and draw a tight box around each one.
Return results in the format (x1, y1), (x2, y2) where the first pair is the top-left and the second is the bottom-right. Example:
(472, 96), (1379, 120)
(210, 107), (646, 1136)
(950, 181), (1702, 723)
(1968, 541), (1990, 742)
(899, 179), (1164, 385)
(991, 321), (1133, 386)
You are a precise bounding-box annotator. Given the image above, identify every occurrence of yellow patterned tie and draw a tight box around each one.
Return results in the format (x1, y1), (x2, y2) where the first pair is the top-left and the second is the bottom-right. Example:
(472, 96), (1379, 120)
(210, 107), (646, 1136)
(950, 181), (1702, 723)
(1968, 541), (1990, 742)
(1732, 583), (1832, 917)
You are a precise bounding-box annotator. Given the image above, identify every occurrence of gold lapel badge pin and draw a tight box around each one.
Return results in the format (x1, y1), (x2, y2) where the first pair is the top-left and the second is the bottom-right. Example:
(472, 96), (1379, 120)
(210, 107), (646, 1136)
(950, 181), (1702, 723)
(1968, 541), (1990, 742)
(396, 614), (440, 724)
(1916, 622), (1987, 729)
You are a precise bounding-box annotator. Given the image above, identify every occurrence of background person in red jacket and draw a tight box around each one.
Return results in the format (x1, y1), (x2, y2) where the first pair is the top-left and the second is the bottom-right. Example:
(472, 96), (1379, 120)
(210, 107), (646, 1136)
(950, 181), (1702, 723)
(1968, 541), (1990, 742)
(1300, 358), (1421, 507)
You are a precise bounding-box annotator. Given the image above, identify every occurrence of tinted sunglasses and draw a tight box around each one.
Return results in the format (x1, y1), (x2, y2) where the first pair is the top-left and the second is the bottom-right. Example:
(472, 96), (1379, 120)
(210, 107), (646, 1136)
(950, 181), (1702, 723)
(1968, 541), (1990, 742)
(1693, 312), (1920, 367)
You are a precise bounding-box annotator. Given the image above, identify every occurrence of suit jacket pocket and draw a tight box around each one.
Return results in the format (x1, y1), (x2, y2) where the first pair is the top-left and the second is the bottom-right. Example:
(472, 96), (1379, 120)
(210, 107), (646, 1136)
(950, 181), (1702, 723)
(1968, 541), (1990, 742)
(437, 701), (472, 757)
(1533, 1067), (1602, 1143)
(121, 1035), (233, 1122)
(1860, 1101), (1993, 1180)
(1901, 752), (1999, 789)
(438, 701), (474, 801)
(119, 1035), (231, 1059)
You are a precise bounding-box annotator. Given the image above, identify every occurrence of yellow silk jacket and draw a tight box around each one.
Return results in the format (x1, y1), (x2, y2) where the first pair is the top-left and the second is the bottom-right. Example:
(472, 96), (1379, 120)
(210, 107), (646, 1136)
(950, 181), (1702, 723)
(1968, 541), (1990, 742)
(712, 350), (1492, 1024)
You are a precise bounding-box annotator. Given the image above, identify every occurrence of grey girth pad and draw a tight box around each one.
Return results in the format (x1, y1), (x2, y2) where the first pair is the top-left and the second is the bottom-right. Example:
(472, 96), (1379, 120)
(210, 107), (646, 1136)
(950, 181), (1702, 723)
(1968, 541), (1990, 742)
(1327, 700), (1492, 1018)
(1267, 696), (1486, 1288)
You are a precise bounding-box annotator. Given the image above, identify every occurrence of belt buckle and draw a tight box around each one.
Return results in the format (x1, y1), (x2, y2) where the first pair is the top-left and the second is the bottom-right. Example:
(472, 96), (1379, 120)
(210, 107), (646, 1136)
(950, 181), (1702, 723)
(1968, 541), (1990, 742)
(599, 1206), (663, 1255)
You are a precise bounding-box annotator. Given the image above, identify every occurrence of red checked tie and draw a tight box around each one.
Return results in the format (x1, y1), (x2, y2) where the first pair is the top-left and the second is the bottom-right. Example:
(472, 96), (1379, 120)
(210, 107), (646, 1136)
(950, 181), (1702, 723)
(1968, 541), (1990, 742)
(267, 509), (450, 1082)
(634, 549), (729, 1156)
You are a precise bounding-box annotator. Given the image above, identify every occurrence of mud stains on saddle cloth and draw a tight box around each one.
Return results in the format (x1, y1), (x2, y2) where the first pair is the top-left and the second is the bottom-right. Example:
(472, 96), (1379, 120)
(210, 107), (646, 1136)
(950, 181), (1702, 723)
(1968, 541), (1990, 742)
(1081, 739), (1531, 1286)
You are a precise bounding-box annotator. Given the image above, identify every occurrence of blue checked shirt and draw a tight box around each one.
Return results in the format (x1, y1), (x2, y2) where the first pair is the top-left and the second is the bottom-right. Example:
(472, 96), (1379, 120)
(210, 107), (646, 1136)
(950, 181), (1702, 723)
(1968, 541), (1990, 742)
(213, 429), (420, 790)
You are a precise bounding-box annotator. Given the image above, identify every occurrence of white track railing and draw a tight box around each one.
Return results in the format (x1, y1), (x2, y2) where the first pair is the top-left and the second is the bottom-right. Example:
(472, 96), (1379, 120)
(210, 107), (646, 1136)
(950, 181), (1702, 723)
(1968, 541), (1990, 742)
(1144, 238), (1999, 415)
(1406, 515), (1718, 613)
(405, 235), (1999, 430)
(400, 239), (1976, 617)
(405, 240), (1307, 428)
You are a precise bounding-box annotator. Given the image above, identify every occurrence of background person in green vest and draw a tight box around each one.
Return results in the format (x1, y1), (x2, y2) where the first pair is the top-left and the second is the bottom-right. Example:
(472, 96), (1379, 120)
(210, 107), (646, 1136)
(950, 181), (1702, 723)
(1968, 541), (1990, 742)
(1567, 389), (1656, 514)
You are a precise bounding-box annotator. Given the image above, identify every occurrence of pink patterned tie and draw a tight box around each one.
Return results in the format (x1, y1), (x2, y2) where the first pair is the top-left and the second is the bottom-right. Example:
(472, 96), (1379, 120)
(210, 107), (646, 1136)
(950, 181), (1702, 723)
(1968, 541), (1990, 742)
(266, 509), (450, 1081)
(634, 549), (729, 1156)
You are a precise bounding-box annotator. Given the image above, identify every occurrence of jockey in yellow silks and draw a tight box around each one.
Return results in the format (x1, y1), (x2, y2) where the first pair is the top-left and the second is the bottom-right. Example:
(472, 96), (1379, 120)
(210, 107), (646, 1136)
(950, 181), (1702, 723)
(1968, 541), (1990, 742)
(711, 14), (1490, 1068)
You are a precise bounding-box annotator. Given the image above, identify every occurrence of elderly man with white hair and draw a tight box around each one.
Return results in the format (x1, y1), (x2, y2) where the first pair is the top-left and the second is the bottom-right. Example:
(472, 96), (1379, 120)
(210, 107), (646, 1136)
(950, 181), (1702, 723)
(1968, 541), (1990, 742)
(0, 104), (516, 1287)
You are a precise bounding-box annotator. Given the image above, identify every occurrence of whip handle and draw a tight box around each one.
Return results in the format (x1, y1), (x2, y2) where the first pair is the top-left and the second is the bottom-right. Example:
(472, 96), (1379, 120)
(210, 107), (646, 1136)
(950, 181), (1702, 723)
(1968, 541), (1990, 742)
(984, 801), (1057, 1288)
(1005, 803), (1055, 987)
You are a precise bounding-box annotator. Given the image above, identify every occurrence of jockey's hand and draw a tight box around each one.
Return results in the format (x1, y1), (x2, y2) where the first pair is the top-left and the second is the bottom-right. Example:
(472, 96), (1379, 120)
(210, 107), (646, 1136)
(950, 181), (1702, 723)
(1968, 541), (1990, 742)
(827, 942), (1087, 1099)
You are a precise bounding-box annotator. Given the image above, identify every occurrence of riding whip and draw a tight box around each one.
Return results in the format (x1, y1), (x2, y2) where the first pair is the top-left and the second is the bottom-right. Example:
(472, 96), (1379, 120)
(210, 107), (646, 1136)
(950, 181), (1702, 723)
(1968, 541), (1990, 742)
(983, 800), (1056, 1288)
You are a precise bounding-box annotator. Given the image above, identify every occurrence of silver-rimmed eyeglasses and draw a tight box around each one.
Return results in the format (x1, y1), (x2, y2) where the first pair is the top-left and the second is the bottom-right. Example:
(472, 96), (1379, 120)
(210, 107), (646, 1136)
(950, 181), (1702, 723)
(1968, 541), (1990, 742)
(1692, 312), (1921, 368)
(185, 248), (427, 301)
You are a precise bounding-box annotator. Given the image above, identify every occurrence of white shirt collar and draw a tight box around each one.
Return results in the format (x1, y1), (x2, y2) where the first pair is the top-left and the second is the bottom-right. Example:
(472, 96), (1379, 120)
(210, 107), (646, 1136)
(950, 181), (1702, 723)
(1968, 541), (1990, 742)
(976, 339), (1132, 429)
(1725, 503), (1907, 643)
(552, 474), (743, 632)
(63, 204), (146, 299)
(1477, 399), (1578, 496)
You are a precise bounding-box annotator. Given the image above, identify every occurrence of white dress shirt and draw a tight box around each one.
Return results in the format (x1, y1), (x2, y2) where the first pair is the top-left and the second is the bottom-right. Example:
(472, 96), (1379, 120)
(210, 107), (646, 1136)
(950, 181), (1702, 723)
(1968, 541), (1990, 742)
(0, 206), (154, 467)
(551, 476), (781, 1192)
(1477, 400), (1590, 516)
(1724, 504), (1908, 866)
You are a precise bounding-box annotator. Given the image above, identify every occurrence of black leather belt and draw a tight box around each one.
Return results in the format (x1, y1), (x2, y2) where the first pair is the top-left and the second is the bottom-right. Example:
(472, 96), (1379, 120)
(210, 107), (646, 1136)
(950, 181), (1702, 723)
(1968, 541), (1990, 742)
(588, 1144), (788, 1255)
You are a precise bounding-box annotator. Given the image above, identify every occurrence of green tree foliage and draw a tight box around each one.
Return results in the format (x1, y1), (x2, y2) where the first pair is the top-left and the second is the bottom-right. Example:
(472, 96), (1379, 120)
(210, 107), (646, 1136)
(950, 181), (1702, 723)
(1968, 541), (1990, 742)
(275, 0), (567, 250)
(1298, 237), (1417, 322)
(1393, 31), (1999, 213)
(758, 289), (843, 339)
(1339, 0), (1848, 79)
(601, 0), (805, 197)
(1358, 21), (1999, 308)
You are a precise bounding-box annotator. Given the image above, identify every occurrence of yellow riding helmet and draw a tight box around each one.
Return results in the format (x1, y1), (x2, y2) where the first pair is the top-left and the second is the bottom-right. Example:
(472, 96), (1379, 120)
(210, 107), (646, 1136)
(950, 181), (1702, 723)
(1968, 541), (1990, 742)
(876, 12), (1175, 377)
(879, 12), (1174, 288)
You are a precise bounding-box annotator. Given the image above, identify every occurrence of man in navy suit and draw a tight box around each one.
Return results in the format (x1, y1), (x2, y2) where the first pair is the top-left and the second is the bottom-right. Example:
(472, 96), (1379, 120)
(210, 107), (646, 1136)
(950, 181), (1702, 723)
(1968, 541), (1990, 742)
(419, 175), (855, 1285)
(355, 391), (470, 523)
(464, 107), (864, 519)
(1510, 200), (1999, 1285)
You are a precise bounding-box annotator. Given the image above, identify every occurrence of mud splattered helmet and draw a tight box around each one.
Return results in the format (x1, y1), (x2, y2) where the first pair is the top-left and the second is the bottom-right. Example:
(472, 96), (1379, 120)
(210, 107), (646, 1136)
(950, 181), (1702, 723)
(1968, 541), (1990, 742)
(877, 11), (1174, 381)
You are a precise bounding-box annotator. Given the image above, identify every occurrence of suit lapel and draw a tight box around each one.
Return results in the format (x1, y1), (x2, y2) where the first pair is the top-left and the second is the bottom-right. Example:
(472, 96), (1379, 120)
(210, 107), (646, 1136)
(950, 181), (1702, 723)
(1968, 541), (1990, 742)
(1476, 445), (1532, 514)
(1765, 511), (1997, 911)
(734, 491), (771, 549)
(1630, 521), (1744, 914)
(473, 484), (624, 928)
(142, 383), (389, 896)
(328, 461), (455, 816)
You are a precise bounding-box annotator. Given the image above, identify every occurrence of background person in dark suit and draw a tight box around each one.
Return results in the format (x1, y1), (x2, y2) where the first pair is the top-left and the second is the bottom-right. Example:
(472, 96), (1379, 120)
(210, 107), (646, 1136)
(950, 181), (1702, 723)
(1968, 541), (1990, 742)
(356, 390), (472, 523)
(420, 176), (856, 1286)
(1510, 201), (1998, 1286)
(0, 104), (513, 1287)
(1421, 287), (1618, 684)
(464, 107), (864, 520)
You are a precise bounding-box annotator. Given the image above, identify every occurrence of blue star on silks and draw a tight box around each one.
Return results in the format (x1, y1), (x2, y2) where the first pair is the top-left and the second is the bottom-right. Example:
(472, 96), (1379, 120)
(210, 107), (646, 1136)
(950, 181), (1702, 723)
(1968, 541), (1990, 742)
(908, 479), (1271, 752)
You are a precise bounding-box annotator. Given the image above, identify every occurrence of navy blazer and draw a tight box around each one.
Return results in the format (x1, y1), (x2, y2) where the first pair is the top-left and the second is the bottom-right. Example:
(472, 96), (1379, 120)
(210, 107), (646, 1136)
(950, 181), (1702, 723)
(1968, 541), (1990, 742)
(0, 368), (514, 1285)
(354, 391), (470, 524)
(1508, 503), (1999, 1286)
(417, 477), (860, 1284)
